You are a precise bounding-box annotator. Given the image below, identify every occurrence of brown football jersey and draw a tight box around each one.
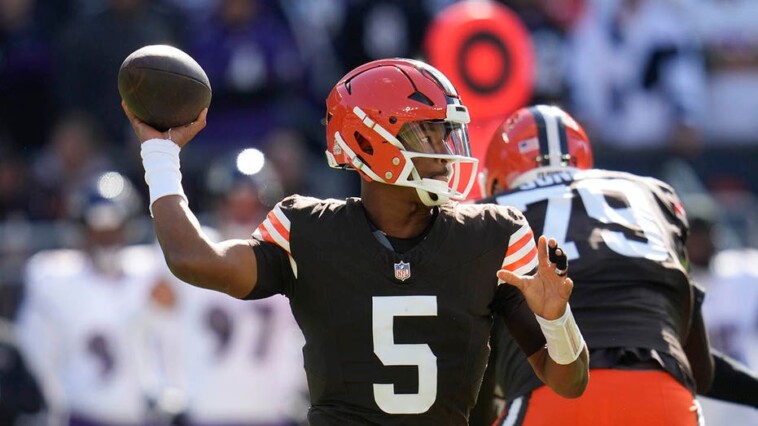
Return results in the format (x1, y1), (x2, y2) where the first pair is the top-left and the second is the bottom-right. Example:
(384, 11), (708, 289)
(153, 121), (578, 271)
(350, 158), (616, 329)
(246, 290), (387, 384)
(479, 169), (696, 399)
(247, 195), (546, 425)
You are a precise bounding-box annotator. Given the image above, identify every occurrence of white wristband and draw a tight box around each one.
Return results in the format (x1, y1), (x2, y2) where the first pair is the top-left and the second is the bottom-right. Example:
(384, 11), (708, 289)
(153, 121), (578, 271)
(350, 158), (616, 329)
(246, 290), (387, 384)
(535, 304), (586, 365)
(140, 138), (188, 216)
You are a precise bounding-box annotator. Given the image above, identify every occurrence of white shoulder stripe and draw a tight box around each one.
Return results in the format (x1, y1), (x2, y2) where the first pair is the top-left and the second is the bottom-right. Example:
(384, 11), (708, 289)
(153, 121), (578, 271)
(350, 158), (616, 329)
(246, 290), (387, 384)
(272, 204), (291, 230)
(508, 223), (532, 245)
(261, 219), (291, 253)
(512, 256), (538, 276)
(497, 256), (538, 285)
(288, 255), (298, 279)
(503, 238), (537, 267)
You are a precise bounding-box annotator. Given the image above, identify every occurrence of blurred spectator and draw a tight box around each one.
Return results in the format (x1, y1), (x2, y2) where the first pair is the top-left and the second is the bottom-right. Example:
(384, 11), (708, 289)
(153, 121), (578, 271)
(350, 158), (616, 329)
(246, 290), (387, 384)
(0, 0), (56, 153)
(1, 114), (117, 307)
(701, 246), (758, 363)
(208, 174), (270, 240)
(0, 318), (46, 425)
(202, 149), (284, 239)
(31, 111), (113, 221)
(687, 0), (758, 145)
(497, 0), (587, 104)
(0, 151), (34, 220)
(0, 208), (33, 318)
(332, 0), (436, 72)
(662, 156), (758, 249)
(161, 0), (215, 16)
(14, 172), (179, 425)
(710, 185), (758, 249)
(277, 0), (347, 104)
(261, 127), (356, 199)
(54, 0), (185, 146)
(185, 0), (311, 152)
(566, 0), (707, 153)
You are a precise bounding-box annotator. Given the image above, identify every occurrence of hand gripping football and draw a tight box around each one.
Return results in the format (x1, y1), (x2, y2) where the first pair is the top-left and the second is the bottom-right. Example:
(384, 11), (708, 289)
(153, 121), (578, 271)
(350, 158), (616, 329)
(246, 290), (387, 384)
(118, 45), (212, 132)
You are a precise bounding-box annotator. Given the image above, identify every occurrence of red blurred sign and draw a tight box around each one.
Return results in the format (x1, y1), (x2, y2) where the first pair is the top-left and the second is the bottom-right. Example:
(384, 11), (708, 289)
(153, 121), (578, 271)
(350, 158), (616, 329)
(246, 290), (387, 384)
(425, 1), (534, 199)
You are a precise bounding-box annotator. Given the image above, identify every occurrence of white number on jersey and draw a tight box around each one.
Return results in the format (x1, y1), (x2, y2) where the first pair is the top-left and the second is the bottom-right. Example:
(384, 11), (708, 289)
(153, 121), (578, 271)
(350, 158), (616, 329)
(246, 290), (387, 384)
(496, 178), (668, 261)
(372, 296), (437, 414)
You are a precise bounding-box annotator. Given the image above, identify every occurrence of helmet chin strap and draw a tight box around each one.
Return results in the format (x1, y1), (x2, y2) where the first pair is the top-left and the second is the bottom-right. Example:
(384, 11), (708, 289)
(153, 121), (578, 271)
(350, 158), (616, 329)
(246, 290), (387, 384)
(415, 179), (451, 206)
(416, 188), (447, 206)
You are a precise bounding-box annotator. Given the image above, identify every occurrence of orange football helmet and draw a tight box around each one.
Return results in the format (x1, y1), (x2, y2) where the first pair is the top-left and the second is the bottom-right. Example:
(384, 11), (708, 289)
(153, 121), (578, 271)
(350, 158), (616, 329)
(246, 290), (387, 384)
(480, 105), (593, 196)
(325, 58), (478, 206)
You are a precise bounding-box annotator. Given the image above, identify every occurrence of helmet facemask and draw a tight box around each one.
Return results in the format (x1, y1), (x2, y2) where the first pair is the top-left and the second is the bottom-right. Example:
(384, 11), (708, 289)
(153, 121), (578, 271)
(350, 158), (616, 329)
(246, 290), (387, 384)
(330, 105), (478, 206)
(395, 118), (478, 206)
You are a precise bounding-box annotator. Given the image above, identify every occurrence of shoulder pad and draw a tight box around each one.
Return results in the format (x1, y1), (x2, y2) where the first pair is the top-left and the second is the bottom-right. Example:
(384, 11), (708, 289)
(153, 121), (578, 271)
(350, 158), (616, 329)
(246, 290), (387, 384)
(643, 176), (688, 229)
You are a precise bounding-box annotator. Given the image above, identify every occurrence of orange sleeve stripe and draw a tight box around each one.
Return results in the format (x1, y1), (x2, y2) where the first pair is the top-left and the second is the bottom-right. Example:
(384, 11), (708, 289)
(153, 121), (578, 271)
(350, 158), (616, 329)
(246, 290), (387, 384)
(257, 224), (274, 244)
(266, 210), (290, 241)
(503, 247), (538, 272)
(506, 228), (534, 258)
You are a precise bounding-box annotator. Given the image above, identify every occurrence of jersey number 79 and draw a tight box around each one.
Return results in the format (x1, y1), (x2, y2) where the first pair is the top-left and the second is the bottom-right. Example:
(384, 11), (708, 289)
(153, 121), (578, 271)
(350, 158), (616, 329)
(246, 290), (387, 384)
(496, 178), (670, 262)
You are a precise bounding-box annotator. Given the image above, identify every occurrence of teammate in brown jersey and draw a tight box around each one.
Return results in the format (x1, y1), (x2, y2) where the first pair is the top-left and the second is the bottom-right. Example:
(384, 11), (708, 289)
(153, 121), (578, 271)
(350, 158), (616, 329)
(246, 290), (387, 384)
(476, 105), (758, 426)
(121, 59), (588, 425)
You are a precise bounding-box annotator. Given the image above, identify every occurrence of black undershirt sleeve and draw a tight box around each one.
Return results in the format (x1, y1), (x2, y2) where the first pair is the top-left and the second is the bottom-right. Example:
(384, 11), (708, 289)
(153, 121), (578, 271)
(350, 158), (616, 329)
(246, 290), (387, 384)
(491, 284), (546, 357)
(242, 240), (294, 300)
(702, 350), (758, 408)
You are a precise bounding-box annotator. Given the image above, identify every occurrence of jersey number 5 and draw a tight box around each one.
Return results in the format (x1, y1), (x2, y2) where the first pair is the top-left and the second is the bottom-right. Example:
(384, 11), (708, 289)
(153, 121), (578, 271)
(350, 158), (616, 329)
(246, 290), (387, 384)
(372, 296), (437, 414)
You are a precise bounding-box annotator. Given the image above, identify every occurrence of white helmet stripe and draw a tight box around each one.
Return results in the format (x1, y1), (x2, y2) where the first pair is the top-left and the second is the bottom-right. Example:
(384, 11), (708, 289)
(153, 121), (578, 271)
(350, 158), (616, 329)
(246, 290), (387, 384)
(354, 106), (404, 149)
(536, 105), (563, 167)
(446, 104), (470, 124)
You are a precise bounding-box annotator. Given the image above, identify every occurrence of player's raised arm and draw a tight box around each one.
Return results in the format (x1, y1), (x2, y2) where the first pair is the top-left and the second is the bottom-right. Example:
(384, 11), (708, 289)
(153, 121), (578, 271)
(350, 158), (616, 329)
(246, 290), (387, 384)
(498, 236), (590, 398)
(122, 102), (257, 298)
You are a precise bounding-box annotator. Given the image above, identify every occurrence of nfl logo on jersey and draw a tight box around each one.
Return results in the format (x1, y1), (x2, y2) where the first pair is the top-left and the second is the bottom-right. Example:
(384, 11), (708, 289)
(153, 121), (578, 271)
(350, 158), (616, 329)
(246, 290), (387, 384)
(394, 261), (411, 282)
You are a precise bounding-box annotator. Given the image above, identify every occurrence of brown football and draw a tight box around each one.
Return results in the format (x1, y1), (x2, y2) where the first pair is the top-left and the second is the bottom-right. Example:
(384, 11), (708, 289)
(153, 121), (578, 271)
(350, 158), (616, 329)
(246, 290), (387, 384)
(118, 45), (211, 131)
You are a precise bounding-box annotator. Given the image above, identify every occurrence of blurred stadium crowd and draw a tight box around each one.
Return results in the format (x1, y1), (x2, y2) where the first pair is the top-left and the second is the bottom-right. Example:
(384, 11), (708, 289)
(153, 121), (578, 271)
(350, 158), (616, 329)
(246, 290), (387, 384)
(1, 0), (757, 424)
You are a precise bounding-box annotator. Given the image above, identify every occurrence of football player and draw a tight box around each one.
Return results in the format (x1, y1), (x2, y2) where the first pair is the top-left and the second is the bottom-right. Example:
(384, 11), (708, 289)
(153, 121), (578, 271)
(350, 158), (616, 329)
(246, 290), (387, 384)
(689, 216), (758, 425)
(121, 58), (589, 424)
(157, 223), (308, 425)
(14, 171), (180, 425)
(170, 280), (308, 425)
(476, 105), (758, 425)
